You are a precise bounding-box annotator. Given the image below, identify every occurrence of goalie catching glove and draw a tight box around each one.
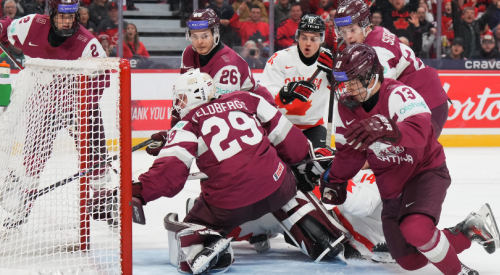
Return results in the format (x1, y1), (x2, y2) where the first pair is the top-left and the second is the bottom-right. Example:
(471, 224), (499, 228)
(344, 114), (401, 151)
(145, 131), (169, 156)
(319, 169), (348, 205)
(295, 146), (336, 192)
(279, 80), (315, 105)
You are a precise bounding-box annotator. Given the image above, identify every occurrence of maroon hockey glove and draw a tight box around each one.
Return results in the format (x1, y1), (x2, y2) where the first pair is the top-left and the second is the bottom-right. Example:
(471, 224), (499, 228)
(298, 146), (336, 186)
(87, 187), (118, 222)
(344, 114), (401, 152)
(146, 131), (169, 156)
(132, 181), (146, 205)
(279, 80), (316, 104)
(317, 48), (333, 75)
(319, 170), (348, 205)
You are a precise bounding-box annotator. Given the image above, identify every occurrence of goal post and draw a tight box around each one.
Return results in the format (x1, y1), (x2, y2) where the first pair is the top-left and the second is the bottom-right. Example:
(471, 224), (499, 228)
(0, 57), (132, 274)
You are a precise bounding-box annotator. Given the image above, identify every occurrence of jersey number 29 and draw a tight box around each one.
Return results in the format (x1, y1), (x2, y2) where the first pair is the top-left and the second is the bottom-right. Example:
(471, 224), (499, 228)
(202, 111), (263, 162)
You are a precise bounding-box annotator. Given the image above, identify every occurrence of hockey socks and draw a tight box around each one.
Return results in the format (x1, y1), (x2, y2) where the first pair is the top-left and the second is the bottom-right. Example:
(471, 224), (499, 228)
(400, 214), (462, 275)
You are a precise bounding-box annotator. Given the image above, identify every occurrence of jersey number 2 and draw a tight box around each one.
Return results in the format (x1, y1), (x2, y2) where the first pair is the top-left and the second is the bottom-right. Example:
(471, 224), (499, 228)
(201, 111), (263, 162)
(90, 44), (99, 57)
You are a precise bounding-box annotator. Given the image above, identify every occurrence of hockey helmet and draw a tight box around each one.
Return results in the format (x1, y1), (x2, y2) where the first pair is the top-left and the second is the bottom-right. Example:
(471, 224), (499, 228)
(173, 69), (216, 119)
(186, 9), (220, 53)
(332, 43), (383, 109)
(334, 0), (371, 38)
(295, 14), (326, 43)
(48, 0), (80, 37)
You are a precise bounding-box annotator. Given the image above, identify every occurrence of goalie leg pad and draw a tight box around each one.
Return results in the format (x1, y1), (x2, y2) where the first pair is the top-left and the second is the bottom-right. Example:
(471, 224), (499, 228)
(164, 213), (234, 274)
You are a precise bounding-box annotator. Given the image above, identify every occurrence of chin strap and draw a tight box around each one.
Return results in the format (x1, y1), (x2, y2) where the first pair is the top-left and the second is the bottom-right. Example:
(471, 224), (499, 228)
(364, 73), (379, 101)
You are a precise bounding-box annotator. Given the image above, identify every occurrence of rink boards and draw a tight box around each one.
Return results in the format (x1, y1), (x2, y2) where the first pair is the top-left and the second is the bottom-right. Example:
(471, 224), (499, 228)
(11, 69), (499, 147)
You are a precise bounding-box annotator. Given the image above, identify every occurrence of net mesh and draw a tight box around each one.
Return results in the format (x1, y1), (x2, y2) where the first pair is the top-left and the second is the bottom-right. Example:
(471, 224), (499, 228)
(0, 58), (123, 274)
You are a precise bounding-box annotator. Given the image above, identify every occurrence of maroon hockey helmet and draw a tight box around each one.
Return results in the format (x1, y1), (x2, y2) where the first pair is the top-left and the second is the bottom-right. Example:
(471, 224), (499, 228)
(186, 9), (221, 48)
(48, 0), (80, 37)
(334, 0), (371, 38)
(332, 43), (384, 109)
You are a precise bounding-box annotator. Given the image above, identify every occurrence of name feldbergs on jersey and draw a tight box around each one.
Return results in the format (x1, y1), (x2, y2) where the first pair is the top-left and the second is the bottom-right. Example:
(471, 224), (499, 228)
(260, 46), (331, 129)
(6, 14), (106, 60)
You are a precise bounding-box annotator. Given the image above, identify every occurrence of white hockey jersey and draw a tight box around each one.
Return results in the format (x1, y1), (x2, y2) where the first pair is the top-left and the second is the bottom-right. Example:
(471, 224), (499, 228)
(260, 46), (331, 129)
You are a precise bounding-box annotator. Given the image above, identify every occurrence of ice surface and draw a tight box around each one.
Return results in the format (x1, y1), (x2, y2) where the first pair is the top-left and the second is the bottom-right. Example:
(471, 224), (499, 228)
(132, 147), (500, 275)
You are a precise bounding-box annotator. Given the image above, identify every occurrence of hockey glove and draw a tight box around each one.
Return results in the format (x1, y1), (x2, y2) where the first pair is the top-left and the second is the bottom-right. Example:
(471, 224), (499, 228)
(317, 48), (334, 75)
(319, 169), (348, 205)
(146, 131), (169, 156)
(297, 146), (336, 186)
(279, 80), (316, 104)
(344, 114), (401, 152)
(132, 181), (146, 205)
(87, 188), (120, 227)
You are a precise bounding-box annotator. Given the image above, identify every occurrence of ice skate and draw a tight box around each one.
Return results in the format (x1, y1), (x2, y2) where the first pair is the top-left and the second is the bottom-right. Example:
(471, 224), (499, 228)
(249, 234), (271, 253)
(190, 236), (233, 275)
(457, 262), (479, 275)
(448, 203), (500, 254)
(371, 242), (396, 263)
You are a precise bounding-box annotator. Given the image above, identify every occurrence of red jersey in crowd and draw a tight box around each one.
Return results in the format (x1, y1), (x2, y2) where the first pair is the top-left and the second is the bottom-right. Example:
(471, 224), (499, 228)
(123, 41), (150, 58)
(276, 18), (298, 49)
(441, 14), (455, 41)
(229, 12), (269, 45)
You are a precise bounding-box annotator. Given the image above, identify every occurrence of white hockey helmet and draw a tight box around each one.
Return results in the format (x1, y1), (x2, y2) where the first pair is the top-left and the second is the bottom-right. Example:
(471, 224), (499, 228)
(173, 69), (216, 119)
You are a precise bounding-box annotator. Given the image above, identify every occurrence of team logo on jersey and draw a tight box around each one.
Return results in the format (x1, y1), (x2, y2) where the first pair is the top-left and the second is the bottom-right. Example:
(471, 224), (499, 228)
(273, 162), (285, 181)
(78, 35), (88, 42)
(174, 121), (187, 129)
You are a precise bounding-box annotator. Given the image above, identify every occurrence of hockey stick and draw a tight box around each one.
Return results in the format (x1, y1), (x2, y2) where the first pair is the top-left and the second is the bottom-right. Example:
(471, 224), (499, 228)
(2, 138), (154, 229)
(308, 68), (320, 84)
(0, 43), (24, 70)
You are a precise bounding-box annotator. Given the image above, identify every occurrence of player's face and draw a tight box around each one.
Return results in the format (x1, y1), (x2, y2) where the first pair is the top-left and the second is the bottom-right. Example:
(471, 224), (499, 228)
(55, 13), (76, 31)
(338, 24), (365, 45)
(298, 32), (321, 58)
(175, 94), (188, 110)
(345, 79), (368, 102)
(190, 29), (214, 55)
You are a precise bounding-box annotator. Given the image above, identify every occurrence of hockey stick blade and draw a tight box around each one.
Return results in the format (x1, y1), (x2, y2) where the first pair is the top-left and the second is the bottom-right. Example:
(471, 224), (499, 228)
(2, 139), (153, 229)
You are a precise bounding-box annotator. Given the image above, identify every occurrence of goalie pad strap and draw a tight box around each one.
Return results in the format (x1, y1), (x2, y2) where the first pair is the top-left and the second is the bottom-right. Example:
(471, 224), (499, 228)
(282, 202), (315, 231)
(282, 196), (299, 212)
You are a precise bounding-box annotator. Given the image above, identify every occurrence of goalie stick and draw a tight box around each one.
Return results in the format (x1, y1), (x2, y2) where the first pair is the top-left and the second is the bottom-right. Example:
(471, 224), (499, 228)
(2, 138), (154, 229)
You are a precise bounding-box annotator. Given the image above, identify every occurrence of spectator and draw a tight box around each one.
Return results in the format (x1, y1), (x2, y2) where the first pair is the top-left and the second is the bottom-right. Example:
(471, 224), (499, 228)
(452, 0), (497, 58)
(3, 0), (18, 19)
(275, 0), (291, 28)
(123, 23), (150, 58)
(442, 0), (454, 42)
(25, 0), (44, 15)
(230, 4), (269, 46)
(98, 33), (112, 57)
(443, 37), (467, 59)
(276, 2), (301, 50)
(470, 34), (500, 58)
(489, 0), (500, 30)
(314, 0), (335, 18)
(407, 10), (423, 54)
(494, 24), (500, 49)
(79, 7), (97, 35)
(417, 6), (436, 58)
(371, 10), (383, 26)
(378, 0), (420, 48)
(208, 0), (238, 48)
(240, 40), (257, 58)
(0, 44), (24, 68)
(419, 0), (434, 22)
(232, 0), (269, 23)
(10, 0), (25, 18)
(399, 36), (410, 46)
(89, 0), (109, 27)
(97, 1), (128, 49)
(244, 46), (265, 68)
(324, 8), (338, 51)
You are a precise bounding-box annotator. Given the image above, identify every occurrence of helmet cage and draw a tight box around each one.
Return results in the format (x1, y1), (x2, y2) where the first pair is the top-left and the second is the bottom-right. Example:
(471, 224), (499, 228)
(173, 70), (216, 118)
(49, 2), (80, 37)
(332, 63), (379, 110)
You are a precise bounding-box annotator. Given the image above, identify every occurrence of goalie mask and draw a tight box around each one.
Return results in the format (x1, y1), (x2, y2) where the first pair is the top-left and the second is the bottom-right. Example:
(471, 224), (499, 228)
(334, 0), (371, 42)
(173, 69), (216, 119)
(332, 43), (383, 109)
(186, 9), (220, 54)
(48, 0), (80, 37)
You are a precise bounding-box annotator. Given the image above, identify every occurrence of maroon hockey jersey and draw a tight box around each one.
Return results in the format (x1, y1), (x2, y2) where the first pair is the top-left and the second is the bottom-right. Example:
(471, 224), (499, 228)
(139, 92), (309, 209)
(364, 26), (448, 110)
(0, 14), (106, 60)
(329, 79), (446, 199)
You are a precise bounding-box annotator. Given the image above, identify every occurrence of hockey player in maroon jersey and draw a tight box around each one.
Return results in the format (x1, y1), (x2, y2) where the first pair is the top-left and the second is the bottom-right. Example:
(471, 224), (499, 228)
(145, 8), (273, 156)
(334, 0), (449, 137)
(0, 0), (109, 201)
(325, 43), (499, 275)
(134, 69), (348, 273)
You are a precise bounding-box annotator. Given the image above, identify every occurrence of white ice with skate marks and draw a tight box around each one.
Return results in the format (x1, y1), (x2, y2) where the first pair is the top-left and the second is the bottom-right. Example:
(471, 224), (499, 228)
(132, 147), (500, 275)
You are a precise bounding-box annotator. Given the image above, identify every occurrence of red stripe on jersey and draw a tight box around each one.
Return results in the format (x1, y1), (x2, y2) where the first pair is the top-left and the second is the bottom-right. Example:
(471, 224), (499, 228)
(295, 118), (325, 130)
(332, 207), (375, 252)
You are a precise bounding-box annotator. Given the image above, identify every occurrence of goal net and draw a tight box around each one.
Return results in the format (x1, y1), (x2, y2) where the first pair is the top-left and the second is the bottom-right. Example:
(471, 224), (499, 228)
(0, 58), (132, 275)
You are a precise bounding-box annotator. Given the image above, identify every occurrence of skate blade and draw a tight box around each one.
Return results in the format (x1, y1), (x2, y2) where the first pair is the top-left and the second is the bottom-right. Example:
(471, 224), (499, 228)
(191, 238), (232, 275)
(314, 234), (345, 263)
(478, 204), (500, 250)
